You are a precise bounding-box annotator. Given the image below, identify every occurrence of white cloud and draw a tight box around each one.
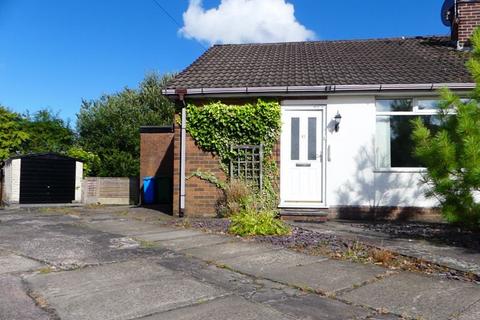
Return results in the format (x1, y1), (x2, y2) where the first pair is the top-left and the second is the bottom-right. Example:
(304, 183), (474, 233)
(180, 0), (315, 45)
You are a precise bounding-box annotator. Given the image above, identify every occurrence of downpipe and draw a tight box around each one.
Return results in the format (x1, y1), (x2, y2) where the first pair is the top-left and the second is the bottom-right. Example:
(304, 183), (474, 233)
(179, 105), (186, 217)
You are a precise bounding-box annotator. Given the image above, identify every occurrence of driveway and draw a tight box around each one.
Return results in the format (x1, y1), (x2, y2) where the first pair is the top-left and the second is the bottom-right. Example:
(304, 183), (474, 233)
(0, 206), (479, 320)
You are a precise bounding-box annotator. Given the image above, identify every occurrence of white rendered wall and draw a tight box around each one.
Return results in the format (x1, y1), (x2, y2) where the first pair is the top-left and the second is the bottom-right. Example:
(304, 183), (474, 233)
(75, 161), (83, 202)
(3, 160), (12, 203)
(11, 159), (21, 203)
(282, 96), (438, 209)
(4, 159), (21, 204)
(325, 96), (437, 208)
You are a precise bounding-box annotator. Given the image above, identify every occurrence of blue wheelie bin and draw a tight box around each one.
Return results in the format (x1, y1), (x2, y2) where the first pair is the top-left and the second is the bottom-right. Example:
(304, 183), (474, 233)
(143, 176), (155, 204)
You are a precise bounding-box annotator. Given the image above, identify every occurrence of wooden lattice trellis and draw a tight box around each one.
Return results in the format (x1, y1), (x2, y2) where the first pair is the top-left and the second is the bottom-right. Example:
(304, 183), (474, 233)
(230, 144), (263, 190)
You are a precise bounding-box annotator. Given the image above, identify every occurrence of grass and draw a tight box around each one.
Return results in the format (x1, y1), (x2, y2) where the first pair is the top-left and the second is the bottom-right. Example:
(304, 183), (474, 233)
(371, 248), (394, 265)
(38, 266), (55, 274)
(39, 207), (75, 215)
(117, 210), (129, 217)
(138, 239), (158, 249)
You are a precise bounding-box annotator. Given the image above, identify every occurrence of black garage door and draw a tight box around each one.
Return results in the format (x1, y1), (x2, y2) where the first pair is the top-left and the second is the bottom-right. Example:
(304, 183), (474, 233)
(20, 154), (76, 204)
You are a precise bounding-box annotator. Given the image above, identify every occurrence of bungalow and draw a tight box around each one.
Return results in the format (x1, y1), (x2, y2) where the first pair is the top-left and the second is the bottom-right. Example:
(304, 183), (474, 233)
(141, 0), (478, 220)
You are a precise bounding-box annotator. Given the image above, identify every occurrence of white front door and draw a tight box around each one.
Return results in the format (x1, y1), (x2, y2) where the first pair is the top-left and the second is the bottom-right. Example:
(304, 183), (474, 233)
(280, 107), (326, 207)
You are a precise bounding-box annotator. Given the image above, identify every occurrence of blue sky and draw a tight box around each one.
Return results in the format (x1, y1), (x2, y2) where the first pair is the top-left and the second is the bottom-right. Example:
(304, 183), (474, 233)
(0, 0), (450, 122)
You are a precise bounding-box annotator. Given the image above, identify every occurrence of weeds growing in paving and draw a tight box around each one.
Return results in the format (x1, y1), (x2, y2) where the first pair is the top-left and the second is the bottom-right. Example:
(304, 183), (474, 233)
(167, 218), (480, 283)
(137, 239), (158, 249)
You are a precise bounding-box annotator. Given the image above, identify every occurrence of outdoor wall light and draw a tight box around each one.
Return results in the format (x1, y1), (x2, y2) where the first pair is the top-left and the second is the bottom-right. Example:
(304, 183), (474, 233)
(334, 111), (342, 132)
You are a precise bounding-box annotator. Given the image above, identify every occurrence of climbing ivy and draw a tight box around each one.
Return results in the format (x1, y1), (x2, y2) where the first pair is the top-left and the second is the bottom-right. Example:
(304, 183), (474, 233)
(186, 99), (281, 165)
(187, 169), (227, 190)
(186, 99), (282, 215)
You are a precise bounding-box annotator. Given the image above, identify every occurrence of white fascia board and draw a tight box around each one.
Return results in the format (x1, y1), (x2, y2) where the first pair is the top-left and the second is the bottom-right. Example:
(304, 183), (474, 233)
(432, 83), (476, 89)
(287, 85), (328, 92)
(163, 89), (176, 95)
(201, 87), (244, 94)
(248, 86), (288, 93)
(334, 84), (381, 91)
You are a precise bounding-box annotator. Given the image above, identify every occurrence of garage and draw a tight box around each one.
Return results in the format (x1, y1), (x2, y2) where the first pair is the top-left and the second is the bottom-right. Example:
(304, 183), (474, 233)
(1, 153), (83, 205)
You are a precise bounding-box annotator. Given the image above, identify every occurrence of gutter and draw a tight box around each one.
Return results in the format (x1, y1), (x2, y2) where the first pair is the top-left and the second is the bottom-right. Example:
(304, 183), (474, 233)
(163, 83), (476, 96)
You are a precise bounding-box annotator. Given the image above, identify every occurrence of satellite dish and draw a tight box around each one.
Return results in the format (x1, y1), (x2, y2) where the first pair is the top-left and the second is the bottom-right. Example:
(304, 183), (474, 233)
(441, 0), (455, 26)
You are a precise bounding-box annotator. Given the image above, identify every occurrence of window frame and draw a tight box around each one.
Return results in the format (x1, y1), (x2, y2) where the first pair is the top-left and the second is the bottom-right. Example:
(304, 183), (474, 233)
(374, 97), (443, 172)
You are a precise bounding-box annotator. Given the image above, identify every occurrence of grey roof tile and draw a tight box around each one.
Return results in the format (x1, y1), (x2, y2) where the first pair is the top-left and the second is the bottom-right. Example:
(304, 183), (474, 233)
(167, 36), (472, 89)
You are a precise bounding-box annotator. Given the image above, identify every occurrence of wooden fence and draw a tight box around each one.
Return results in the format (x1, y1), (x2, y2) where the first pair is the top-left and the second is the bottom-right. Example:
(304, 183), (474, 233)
(82, 177), (139, 205)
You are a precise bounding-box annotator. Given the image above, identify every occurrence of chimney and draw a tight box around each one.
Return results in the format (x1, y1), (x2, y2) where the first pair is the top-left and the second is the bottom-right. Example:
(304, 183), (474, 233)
(445, 0), (480, 49)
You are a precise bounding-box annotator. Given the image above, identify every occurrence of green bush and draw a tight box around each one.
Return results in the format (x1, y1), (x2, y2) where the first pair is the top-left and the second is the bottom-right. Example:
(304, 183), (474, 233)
(66, 146), (100, 177)
(229, 209), (291, 237)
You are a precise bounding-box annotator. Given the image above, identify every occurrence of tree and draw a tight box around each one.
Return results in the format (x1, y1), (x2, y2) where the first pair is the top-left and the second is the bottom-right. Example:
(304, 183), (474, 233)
(0, 106), (29, 162)
(77, 72), (175, 177)
(66, 146), (100, 177)
(21, 109), (75, 154)
(411, 28), (480, 227)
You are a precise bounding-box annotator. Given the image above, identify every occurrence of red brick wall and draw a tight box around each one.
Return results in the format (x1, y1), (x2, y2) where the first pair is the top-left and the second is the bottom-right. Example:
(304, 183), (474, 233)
(172, 123), (227, 217)
(140, 130), (174, 210)
(455, 1), (480, 47)
(170, 98), (282, 217)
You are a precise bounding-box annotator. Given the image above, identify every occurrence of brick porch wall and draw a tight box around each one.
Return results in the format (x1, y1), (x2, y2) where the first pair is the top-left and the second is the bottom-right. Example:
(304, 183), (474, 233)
(173, 123), (227, 217)
(171, 128), (280, 217)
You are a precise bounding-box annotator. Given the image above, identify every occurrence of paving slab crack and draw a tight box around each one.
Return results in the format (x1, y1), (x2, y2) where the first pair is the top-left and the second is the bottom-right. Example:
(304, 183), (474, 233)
(336, 270), (400, 296)
(451, 296), (480, 319)
(200, 256), (403, 319)
(127, 293), (236, 320)
(22, 278), (60, 320)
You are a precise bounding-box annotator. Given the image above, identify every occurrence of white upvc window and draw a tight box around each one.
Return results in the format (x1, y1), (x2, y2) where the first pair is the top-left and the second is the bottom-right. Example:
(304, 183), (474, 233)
(375, 98), (442, 170)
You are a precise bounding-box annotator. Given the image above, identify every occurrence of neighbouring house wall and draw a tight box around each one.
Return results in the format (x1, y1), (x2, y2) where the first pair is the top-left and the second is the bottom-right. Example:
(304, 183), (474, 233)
(173, 123), (227, 217)
(82, 177), (139, 205)
(75, 161), (83, 203)
(455, 0), (480, 48)
(139, 128), (174, 210)
(323, 96), (438, 210)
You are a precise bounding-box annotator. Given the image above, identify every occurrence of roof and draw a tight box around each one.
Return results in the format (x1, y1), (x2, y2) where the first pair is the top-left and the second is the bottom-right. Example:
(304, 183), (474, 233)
(166, 36), (473, 93)
(6, 153), (82, 162)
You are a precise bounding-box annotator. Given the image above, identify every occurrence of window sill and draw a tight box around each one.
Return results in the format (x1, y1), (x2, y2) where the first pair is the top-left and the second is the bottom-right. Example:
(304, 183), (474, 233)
(374, 168), (427, 173)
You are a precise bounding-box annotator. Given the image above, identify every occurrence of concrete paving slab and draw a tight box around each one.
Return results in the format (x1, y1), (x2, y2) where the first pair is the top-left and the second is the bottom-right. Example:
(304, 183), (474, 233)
(0, 221), (167, 268)
(220, 249), (328, 277)
(340, 272), (480, 320)
(156, 234), (232, 251)
(183, 241), (279, 261)
(137, 229), (204, 242)
(457, 299), (480, 320)
(297, 222), (480, 276)
(26, 259), (226, 320)
(0, 253), (43, 274)
(267, 259), (387, 294)
(86, 219), (174, 236)
(266, 293), (371, 320)
(142, 295), (294, 320)
(0, 274), (50, 320)
(158, 253), (270, 296)
(367, 315), (403, 320)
